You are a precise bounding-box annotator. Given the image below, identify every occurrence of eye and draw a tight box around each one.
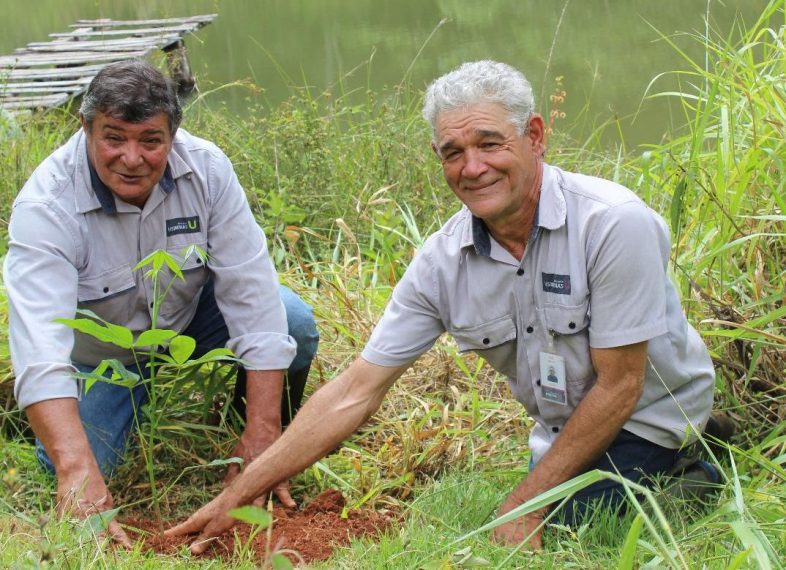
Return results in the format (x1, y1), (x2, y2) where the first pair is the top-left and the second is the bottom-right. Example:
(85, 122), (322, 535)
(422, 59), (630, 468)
(480, 141), (501, 150)
(442, 149), (462, 162)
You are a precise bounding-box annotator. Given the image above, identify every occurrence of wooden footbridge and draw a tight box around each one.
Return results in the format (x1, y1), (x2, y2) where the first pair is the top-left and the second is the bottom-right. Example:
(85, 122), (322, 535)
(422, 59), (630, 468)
(0, 14), (216, 115)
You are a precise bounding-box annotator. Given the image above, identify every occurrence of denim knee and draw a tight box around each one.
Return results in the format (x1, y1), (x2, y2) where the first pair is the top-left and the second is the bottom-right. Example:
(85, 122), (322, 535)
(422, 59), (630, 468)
(278, 284), (319, 373)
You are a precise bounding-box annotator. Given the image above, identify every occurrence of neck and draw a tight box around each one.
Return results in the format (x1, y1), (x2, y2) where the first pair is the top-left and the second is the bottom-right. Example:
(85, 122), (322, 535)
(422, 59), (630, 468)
(486, 161), (543, 261)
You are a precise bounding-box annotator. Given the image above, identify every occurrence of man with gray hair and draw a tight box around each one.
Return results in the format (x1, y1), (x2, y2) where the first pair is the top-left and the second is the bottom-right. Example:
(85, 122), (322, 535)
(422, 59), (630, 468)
(168, 60), (718, 551)
(5, 60), (318, 545)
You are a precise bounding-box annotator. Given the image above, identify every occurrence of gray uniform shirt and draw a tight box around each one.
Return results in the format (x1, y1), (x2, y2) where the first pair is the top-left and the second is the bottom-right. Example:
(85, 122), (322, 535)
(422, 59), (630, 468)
(5, 128), (296, 410)
(362, 163), (714, 463)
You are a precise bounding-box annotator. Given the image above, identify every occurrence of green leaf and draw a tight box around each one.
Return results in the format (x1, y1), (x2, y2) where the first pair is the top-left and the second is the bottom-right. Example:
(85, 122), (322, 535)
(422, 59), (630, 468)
(669, 176), (687, 237)
(56, 312), (134, 349)
(186, 347), (236, 366)
(618, 513), (643, 570)
(228, 505), (271, 528)
(270, 553), (294, 570)
(82, 507), (121, 536)
(170, 335), (196, 365)
(136, 328), (178, 347)
(725, 548), (753, 570)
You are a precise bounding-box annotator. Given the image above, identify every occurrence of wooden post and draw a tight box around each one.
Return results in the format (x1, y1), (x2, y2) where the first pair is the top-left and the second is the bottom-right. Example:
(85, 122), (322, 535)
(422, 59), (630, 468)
(163, 39), (195, 96)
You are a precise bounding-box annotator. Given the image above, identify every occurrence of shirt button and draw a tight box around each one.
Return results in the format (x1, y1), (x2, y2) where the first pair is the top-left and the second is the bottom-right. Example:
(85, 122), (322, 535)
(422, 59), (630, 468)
(552, 426), (560, 433)
(516, 268), (524, 276)
(482, 337), (490, 345)
(102, 286), (109, 293)
(526, 326), (534, 333)
(568, 322), (576, 329)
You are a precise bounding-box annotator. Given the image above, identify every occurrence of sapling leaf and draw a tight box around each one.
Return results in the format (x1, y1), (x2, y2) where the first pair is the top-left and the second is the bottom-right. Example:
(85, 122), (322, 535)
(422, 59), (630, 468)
(187, 347), (236, 366)
(136, 328), (178, 347)
(170, 335), (197, 364)
(54, 317), (122, 346)
(228, 505), (272, 527)
(163, 253), (185, 280)
(153, 353), (176, 365)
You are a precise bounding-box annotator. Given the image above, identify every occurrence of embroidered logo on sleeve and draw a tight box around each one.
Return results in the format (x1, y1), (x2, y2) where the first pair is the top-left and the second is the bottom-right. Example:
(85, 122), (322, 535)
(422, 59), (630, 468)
(542, 273), (571, 295)
(166, 216), (201, 236)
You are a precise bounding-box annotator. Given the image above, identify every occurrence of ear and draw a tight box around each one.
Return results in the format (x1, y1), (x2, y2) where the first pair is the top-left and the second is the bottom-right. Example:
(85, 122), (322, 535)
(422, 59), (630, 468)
(525, 113), (545, 153)
(431, 141), (441, 161)
(79, 114), (90, 135)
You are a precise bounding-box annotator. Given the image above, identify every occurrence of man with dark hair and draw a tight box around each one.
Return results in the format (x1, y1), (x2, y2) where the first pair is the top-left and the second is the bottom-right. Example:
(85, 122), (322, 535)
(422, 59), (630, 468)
(167, 60), (720, 553)
(4, 60), (318, 545)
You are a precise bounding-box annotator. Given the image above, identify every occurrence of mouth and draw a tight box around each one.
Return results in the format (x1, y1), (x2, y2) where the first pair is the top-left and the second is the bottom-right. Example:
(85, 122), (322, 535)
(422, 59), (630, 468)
(115, 172), (146, 183)
(462, 178), (500, 192)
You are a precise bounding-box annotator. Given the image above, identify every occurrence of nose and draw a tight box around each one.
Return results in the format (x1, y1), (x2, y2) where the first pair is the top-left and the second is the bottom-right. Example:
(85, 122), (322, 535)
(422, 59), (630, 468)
(121, 142), (144, 169)
(461, 147), (488, 179)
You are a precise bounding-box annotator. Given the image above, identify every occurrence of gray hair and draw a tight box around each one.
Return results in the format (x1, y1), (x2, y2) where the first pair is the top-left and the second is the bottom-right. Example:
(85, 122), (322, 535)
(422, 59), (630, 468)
(422, 60), (535, 140)
(80, 60), (182, 135)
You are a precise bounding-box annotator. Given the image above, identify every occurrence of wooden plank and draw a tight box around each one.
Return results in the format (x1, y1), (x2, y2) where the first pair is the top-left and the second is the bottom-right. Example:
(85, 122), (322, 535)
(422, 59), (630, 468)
(1, 78), (93, 89)
(21, 35), (179, 53)
(50, 24), (197, 39)
(0, 50), (149, 68)
(1, 83), (86, 95)
(72, 15), (216, 28)
(0, 64), (108, 80)
(0, 93), (71, 108)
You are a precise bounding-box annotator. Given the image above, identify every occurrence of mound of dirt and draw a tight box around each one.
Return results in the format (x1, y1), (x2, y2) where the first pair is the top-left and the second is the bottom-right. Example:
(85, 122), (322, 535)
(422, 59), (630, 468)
(124, 489), (395, 565)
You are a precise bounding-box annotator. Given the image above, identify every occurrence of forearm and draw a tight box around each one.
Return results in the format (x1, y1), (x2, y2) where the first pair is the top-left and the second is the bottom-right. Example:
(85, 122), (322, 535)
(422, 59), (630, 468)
(505, 342), (648, 507)
(517, 379), (641, 501)
(26, 398), (100, 477)
(243, 369), (285, 427)
(228, 358), (406, 504)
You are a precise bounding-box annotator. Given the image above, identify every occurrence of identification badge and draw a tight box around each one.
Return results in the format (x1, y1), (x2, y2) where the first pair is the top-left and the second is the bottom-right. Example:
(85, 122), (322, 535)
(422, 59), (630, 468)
(539, 351), (567, 405)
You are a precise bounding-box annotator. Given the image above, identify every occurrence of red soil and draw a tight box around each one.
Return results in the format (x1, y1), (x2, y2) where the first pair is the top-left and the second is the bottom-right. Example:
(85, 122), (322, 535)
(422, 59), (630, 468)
(123, 489), (395, 565)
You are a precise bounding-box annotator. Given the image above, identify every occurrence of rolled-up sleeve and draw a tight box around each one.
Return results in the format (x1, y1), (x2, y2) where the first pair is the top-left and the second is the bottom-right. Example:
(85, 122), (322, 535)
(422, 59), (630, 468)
(204, 151), (296, 371)
(5, 201), (80, 409)
(362, 249), (445, 366)
(586, 201), (669, 348)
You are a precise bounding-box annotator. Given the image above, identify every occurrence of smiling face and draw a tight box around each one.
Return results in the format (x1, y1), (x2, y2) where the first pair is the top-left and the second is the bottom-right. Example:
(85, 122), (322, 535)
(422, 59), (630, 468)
(82, 111), (173, 208)
(433, 102), (544, 228)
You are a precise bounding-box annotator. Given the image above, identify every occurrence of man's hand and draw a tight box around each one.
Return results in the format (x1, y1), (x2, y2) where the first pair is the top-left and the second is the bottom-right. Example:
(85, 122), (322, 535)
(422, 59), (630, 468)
(165, 486), (246, 554)
(490, 492), (546, 549)
(26, 398), (131, 547)
(224, 417), (296, 508)
(57, 466), (132, 547)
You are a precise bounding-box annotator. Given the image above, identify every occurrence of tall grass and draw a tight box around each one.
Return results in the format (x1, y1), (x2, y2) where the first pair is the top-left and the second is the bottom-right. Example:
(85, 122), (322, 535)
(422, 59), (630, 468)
(1, 2), (785, 568)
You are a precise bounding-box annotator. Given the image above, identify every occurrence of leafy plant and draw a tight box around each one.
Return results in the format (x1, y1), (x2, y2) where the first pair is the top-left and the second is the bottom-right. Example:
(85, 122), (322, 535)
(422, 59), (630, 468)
(55, 246), (238, 527)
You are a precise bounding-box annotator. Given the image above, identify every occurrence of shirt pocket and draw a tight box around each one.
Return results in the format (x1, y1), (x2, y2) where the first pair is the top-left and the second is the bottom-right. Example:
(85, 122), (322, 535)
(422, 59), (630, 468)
(77, 264), (137, 323)
(540, 302), (594, 405)
(450, 316), (518, 378)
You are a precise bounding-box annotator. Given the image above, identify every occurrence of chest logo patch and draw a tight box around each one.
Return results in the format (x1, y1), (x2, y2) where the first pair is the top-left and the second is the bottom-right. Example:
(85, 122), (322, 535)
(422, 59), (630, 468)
(542, 273), (571, 295)
(166, 216), (200, 236)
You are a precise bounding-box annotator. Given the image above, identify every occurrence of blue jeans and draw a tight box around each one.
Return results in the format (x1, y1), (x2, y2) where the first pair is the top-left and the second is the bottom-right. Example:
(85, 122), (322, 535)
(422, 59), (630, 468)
(546, 429), (680, 526)
(37, 282), (319, 476)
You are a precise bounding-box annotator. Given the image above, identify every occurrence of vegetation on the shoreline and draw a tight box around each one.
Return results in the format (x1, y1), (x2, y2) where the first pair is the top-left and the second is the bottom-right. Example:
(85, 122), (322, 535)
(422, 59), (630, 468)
(1, 2), (784, 568)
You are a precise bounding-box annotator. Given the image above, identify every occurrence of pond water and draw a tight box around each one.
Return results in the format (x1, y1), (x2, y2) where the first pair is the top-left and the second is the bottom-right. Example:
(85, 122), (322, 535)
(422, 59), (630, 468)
(0, 0), (769, 147)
